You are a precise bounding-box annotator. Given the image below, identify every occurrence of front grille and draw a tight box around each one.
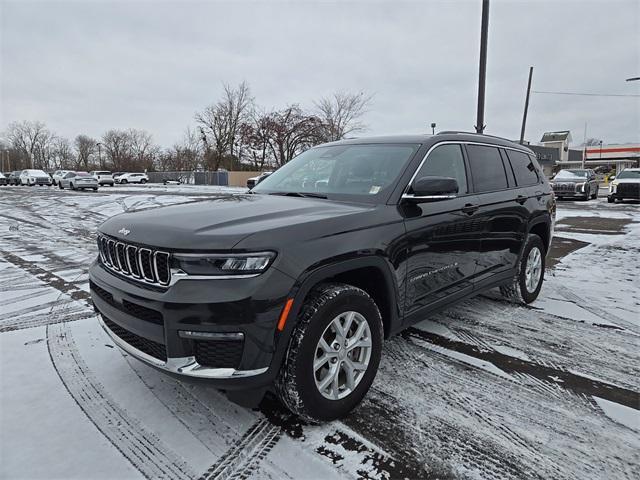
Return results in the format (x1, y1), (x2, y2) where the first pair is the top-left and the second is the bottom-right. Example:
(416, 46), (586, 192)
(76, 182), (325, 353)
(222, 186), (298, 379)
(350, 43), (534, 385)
(90, 281), (163, 325)
(97, 234), (171, 287)
(36, 177), (50, 183)
(617, 183), (640, 198)
(194, 339), (244, 368)
(552, 182), (576, 193)
(103, 316), (167, 362)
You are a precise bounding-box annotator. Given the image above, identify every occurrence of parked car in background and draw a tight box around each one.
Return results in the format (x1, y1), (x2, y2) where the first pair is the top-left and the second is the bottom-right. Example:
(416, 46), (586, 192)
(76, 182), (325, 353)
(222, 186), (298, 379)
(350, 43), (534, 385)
(116, 172), (149, 184)
(608, 168), (640, 203)
(52, 170), (72, 186)
(6, 171), (22, 185)
(163, 178), (182, 185)
(247, 171), (273, 189)
(91, 171), (115, 186)
(91, 132), (555, 421)
(549, 169), (598, 200)
(59, 171), (99, 191)
(20, 169), (52, 186)
(0, 172), (7, 186)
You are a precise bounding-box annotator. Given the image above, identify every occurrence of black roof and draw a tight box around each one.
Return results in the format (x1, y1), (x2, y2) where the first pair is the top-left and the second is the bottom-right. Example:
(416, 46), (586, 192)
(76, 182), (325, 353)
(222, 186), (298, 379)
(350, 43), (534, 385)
(323, 132), (533, 154)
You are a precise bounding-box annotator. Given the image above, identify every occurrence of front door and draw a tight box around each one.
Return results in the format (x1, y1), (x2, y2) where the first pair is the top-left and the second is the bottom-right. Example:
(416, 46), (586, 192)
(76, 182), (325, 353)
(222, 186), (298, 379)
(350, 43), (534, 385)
(402, 143), (482, 322)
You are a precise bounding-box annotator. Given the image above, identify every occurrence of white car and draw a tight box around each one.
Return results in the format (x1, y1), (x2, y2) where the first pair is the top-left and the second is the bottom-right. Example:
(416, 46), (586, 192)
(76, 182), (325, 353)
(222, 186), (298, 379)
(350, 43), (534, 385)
(116, 172), (149, 184)
(90, 170), (115, 186)
(52, 170), (72, 186)
(19, 169), (52, 186)
(608, 168), (640, 203)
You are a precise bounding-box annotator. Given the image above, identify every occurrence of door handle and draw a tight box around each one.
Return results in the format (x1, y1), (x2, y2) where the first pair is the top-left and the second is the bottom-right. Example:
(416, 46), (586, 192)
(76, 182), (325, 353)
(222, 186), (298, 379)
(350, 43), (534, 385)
(462, 203), (479, 215)
(515, 195), (527, 205)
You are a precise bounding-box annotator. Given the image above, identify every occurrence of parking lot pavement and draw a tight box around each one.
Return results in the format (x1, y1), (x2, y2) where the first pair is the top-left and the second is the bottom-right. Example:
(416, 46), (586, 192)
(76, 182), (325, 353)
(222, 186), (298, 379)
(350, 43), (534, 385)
(1, 187), (639, 480)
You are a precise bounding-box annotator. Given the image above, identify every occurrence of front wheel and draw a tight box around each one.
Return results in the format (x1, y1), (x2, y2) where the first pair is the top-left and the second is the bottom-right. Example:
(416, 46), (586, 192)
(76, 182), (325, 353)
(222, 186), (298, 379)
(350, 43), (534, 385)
(70, 182), (76, 190)
(276, 283), (383, 422)
(500, 234), (545, 304)
(140, 179), (147, 184)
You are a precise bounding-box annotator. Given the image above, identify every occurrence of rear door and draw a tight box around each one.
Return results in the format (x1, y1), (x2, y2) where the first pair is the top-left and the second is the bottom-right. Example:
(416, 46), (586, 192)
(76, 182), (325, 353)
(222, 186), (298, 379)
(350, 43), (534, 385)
(403, 143), (482, 321)
(465, 144), (528, 288)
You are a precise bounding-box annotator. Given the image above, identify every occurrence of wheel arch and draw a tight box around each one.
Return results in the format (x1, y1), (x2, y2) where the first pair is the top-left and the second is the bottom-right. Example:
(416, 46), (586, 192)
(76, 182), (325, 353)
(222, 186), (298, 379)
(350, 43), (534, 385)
(289, 257), (400, 339)
(527, 215), (551, 254)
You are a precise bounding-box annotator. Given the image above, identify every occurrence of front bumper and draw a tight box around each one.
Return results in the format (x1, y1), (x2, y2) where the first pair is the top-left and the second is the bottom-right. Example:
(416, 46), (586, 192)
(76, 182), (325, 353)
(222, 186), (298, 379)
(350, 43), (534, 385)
(89, 259), (295, 387)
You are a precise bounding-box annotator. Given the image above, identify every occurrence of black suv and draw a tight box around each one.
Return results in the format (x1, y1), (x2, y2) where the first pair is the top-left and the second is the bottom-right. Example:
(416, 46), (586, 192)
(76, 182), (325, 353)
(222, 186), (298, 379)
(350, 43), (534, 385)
(89, 132), (555, 421)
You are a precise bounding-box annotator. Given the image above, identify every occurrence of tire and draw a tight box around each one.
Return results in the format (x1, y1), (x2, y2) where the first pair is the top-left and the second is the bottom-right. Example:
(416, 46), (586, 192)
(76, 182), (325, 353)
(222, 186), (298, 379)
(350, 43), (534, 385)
(140, 179), (147, 184)
(500, 233), (545, 305)
(93, 187), (98, 191)
(607, 196), (614, 203)
(70, 182), (76, 191)
(59, 182), (64, 189)
(121, 179), (128, 184)
(276, 283), (383, 422)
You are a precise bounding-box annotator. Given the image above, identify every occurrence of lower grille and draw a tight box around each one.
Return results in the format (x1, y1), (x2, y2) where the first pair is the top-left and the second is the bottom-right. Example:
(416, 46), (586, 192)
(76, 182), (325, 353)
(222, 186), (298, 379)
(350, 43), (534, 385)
(103, 316), (167, 362)
(90, 281), (163, 325)
(617, 183), (640, 198)
(194, 339), (243, 368)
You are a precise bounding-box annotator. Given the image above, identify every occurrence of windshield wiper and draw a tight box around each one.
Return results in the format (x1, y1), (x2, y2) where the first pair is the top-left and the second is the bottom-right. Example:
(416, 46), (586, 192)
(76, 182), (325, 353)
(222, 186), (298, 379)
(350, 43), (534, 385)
(268, 192), (328, 199)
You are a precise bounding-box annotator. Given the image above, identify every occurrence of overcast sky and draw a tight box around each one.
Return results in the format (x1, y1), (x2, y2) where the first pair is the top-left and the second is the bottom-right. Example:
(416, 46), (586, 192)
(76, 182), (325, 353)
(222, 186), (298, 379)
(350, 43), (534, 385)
(1, 0), (639, 148)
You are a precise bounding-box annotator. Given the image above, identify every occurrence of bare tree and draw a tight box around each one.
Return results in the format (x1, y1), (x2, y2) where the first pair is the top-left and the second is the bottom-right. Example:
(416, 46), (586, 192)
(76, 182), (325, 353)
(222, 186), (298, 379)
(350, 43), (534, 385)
(101, 129), (131, 171)
(6, 120), (54, 168)
(195, 81), (253, 169)
(264, 105), (324, 167)
(580, 138), (603, 147)
(128, 129), (156, 170)
(315, 91), (373, 142)
(74, 134), (97, 170)
(52, 136), (74, 169)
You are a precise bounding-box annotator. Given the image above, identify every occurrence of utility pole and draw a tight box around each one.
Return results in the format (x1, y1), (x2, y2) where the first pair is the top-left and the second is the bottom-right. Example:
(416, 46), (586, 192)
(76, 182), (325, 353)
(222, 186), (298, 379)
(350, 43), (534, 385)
(475, 0), (490, 134)
(519, 67), (534, 144)
(96, 143), (103, 169)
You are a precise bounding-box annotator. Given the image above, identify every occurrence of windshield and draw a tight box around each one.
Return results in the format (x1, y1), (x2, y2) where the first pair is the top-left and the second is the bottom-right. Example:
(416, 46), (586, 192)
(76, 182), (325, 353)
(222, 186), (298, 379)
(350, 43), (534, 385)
(555, 169), (588, 179)
(617, 170), (640, 179)
(76, 172), (92, 177)
(252, 143), (420, 201)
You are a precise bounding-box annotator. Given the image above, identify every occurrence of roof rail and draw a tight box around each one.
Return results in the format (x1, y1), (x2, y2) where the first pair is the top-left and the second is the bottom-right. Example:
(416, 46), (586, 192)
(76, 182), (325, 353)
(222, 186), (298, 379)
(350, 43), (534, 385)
(436, 131), (521, 142)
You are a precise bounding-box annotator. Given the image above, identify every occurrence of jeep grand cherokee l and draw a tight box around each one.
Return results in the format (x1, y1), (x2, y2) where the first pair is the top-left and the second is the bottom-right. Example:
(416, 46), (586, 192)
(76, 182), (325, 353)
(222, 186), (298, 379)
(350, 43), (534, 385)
(90, 132), (555, 421)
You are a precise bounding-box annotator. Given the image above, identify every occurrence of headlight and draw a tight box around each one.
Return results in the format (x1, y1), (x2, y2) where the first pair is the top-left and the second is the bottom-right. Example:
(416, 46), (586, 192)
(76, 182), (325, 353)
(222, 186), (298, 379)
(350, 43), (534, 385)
(172, 252), (276, 276)
(610, 181), (618, 193)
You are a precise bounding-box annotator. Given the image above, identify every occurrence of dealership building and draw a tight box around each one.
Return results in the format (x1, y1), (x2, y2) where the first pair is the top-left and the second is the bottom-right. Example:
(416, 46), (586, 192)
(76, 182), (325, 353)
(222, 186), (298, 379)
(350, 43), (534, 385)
(525, 131), (640, 176)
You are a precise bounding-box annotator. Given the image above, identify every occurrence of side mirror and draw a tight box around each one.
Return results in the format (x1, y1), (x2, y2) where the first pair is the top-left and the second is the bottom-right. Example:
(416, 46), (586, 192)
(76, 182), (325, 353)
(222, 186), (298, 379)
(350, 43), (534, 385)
(609, 175), (616, 181)
(403, 176), (459, 203)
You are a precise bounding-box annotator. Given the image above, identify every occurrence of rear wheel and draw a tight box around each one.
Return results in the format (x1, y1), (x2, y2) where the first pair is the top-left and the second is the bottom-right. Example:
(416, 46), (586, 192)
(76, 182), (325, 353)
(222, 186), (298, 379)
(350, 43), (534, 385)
(140, 179), (147, 184)
(121, 179), (128, 184)
(70, 182), (76, 190)
(276, 283), (383, 422)
(500, 234), (545, 304)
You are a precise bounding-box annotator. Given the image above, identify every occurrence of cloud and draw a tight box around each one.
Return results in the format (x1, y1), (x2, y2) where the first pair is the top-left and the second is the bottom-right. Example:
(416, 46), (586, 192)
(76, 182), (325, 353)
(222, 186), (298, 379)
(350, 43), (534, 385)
(1, 0), (638, 147)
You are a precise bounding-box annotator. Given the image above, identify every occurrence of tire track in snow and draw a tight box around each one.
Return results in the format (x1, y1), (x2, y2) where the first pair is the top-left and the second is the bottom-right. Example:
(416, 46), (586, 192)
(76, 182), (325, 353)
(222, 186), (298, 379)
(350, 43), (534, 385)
(47, 320), (196, 480)
(197, 419), (282, 480)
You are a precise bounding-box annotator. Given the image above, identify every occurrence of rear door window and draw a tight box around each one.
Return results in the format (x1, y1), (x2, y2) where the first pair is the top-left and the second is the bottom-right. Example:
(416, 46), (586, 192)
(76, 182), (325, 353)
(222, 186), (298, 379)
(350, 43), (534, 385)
(466, 145), (509, 193)
(506, 150), (539, 186)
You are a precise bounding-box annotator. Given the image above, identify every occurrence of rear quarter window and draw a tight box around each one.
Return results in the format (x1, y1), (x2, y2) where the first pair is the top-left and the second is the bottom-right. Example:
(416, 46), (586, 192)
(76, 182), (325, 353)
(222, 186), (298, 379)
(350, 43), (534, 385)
(506, 150), (540, 186)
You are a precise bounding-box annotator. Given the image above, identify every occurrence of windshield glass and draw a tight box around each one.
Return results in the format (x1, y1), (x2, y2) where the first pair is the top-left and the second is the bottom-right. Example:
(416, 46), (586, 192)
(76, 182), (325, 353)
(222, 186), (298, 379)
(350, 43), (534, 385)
(252, 143), (420, 201)
(76, 172), (92, 177)
(555, 169), (588, 179)
(617, 170), (640, 179)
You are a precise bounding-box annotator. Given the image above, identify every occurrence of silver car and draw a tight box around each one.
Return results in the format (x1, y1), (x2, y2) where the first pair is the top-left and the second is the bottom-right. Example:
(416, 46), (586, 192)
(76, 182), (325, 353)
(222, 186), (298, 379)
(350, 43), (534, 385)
(59, 171), (99, 191)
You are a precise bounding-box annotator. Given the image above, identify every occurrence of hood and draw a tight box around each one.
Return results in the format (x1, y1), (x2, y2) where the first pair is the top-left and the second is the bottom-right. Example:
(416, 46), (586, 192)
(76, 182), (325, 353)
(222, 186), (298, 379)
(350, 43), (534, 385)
(614, 178), (640, 184)
(98, 193), (373, 250)
(552, 176), (585, 182)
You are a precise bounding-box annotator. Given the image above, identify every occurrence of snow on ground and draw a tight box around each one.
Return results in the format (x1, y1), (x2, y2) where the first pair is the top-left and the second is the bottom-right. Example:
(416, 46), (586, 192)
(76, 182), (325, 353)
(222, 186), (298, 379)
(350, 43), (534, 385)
(1, 187), (639, 479)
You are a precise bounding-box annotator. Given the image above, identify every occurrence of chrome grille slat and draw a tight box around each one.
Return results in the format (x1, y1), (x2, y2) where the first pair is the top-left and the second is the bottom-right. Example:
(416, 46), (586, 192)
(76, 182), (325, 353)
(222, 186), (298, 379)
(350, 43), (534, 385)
(97, 234), (170, 287)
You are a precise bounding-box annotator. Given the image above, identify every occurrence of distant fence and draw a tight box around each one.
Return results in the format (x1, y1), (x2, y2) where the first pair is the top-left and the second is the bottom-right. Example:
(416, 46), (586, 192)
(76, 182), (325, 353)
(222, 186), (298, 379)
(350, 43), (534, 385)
(146, 171), (263, 187)
(147, 171), (229, 186)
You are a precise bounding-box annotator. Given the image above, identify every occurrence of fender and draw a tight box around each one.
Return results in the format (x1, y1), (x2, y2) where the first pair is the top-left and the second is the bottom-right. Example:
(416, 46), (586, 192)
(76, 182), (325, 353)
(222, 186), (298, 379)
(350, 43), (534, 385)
(267, 255), (400, 381)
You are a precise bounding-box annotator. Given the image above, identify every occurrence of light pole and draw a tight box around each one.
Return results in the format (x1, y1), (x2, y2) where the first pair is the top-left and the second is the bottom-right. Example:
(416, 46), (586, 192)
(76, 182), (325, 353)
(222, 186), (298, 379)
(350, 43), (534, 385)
(599, 140), (603, 160)
(96, 142), (103, 169)
(626, 77), (640, 82)
(475, 0), (490, 134)
(430, 123), (436, 134)
(519, 66), (534, 144)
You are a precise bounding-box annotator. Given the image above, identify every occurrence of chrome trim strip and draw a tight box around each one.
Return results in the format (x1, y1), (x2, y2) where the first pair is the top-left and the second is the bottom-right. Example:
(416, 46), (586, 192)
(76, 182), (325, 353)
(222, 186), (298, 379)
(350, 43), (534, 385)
(138, 248), (155, 282)
(179, 330), (244, 341)
(401, 194), (457, 200)
(116, 242), (129, 273)
(99, 316), (268, 379)
(404, 140), (536, 196)
(168, 268), (259, 286)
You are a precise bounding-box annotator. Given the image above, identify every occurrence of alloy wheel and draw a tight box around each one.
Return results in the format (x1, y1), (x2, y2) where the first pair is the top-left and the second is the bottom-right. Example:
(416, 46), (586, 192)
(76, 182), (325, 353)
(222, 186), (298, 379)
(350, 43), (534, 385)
(314, 311), (372, 400)
(525, 246), (542, 293)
